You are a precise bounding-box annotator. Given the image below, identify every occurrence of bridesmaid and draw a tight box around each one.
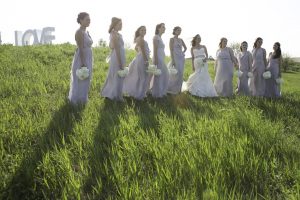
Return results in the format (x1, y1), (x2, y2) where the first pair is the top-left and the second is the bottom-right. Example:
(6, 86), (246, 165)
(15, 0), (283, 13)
(264, 42), (282, 98)
(68, 12), (93, 104)
(150, 23), (169, 98)
(123, 26), (150, 100)
(167, 26), (187, 94)
(101, 17), (126, 101)
(250, 37), (267, 96)
(236, 41), (253, 95)
(214, 37), (237, 97)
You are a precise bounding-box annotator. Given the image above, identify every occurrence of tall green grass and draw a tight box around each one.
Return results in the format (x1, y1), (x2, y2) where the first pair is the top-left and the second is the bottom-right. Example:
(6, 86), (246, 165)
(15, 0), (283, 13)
(0, 44), (299, 199)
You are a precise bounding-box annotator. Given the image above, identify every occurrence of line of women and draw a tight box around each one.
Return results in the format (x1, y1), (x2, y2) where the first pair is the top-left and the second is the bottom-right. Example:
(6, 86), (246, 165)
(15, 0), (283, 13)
(68, 13), (282, 104)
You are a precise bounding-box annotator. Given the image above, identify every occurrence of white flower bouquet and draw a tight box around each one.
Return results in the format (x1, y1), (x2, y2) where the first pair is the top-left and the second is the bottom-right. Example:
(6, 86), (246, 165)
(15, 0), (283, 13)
(196, 58), (205, 68)
(276, 78), (284, 84)
(247, 72), (253, 78)
(263, 71), (271, 79)
(235, 70), (243, 77)
(146, 65), (161, 76)
(167, 62), (178, 75)
(76, 67), (90, 80)
(117, 67), (129, 77)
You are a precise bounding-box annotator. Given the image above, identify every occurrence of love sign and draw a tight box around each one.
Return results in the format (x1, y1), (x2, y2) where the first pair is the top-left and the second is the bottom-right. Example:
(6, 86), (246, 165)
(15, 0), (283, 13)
(15, 27), (55, 46)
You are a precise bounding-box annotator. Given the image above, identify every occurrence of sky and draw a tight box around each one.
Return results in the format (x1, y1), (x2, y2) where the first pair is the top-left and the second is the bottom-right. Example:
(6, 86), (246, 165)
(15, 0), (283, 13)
(1, 0), (300, 58)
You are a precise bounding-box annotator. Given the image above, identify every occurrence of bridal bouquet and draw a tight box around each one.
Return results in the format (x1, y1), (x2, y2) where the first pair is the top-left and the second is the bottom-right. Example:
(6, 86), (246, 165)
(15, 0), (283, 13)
(76, 67), (90, 80)
(167, 62), (178, 75)
(247, 72), (253, 78)
(146, 65), (161, 76)
(263, 71), (271, 79)
(276, 78), (284, 84)
(235, 70), (243, 77)
(117, 67), (129, 77)
(196, 58), (205, 68)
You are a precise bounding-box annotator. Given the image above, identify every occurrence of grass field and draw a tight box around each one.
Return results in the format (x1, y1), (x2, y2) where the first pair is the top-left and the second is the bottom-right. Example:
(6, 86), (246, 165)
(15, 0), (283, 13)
(0, 44), (299, 199)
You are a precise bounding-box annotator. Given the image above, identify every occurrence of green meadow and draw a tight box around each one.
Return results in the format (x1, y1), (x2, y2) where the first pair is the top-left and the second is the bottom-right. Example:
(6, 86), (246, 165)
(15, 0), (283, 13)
(0, 44), (299, 199)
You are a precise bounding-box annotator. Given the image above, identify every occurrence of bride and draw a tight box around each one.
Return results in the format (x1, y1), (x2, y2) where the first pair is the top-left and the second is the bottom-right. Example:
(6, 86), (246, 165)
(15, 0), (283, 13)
(182, 34), (218, 97)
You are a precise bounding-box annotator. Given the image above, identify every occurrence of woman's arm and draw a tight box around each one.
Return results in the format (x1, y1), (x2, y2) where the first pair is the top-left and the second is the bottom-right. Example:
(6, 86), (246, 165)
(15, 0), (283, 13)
(169, 38), (175, 66)
(112, 32), (124, 69)
(182, 39), (187, 53)
(153, 36), (159, 66)
(279, 55), (282, 77)
(229, 47), (238, 68)
(75, 30), (85, 67)
(248, 52), (253, 71)
(204, 45), (208, 62)
(214, 50), (218, 71)
(137, 37), (149, 67)
(267, 52), (272, 67)
(263, 48), (267, 68)
(191, 47), (195, 71)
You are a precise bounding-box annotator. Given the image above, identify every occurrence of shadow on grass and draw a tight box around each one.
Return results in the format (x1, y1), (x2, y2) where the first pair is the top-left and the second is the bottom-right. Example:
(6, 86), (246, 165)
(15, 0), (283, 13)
(2, 101), (84, 199)
(83, 99), (126, 199)
(248, 94), (300, 121)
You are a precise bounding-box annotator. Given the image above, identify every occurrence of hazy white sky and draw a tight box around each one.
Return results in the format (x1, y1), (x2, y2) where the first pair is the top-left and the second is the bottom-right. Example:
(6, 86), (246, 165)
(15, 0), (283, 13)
(1, 0), (300, 57)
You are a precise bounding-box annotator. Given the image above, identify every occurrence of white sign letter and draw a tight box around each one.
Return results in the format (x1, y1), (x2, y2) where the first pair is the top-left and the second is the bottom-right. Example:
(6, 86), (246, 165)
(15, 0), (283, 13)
(40, 27), (55, 44)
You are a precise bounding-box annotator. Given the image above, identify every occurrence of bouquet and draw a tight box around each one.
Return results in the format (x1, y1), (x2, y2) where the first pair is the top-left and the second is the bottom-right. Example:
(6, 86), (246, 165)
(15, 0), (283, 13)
(76, 67), (90, 80)
(235, 70), (243, 77)
(247, 72), (253, 78)
(276, 78), (284, 84)
(146, 65), (161, 76)
(263, 71), (271, 79)
(196, 58), (205, 68)
(117, 67), (129, 77)
(167, 62), (178, 75)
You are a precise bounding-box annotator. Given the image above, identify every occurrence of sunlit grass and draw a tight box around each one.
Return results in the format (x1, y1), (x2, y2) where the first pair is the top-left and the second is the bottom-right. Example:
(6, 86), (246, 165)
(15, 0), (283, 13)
(0, 44), (299, 199)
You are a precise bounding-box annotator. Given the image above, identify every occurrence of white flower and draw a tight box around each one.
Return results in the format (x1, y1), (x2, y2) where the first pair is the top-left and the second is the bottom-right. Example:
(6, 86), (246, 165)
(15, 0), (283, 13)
(147, 64), (157, 71)
(276, 78), (284, 84)
(169, 67), (178, 75)
(247, 72), (253, 78)
(117, 67), (129, 77)
(76, 67), (90, 80)
(263, 71), (271, 79)
(235, 70), (243, 77)
(146, 65), (161, 76)
(153, 69), (161, 75)
(196, 58), (205, 68)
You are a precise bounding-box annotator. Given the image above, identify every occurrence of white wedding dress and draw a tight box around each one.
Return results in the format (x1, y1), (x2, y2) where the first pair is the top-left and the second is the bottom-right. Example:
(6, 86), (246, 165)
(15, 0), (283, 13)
(182, 48), (218, 97)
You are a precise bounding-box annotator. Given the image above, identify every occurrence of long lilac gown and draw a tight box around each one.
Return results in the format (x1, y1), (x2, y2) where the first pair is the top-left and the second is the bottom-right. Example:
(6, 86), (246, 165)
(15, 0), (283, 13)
(68, 30), (93, 104)
(236, 51), (252, 95)
(101, 33), (125, 101)
(167, 38), (185, 94)
(150, 35), (169, 98)
(264, 54), (281, 98)
(250, 48), (266, 96)
(123, 40), (151, 100)
(214, 47), (234, 96)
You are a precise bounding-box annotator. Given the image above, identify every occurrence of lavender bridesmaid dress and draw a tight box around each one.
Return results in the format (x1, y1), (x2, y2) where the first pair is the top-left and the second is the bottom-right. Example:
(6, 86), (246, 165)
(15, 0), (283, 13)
(264, 54), (281, 97)
(214, 47), (234, 96)
(250, 48), (266, 96)
(101, 33), (126, 101)
(167, 38), (185, 94)
(150, 35), (169, 98)
(123, 40), (151, 100)
(68, 30), (93, 104)
(236, 51), (252, 95)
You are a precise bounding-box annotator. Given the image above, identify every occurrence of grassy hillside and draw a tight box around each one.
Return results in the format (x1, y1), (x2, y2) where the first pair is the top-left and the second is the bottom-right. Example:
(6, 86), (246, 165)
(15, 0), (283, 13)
(292, 57), (300, 63)
(0, 44), (299, 199)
